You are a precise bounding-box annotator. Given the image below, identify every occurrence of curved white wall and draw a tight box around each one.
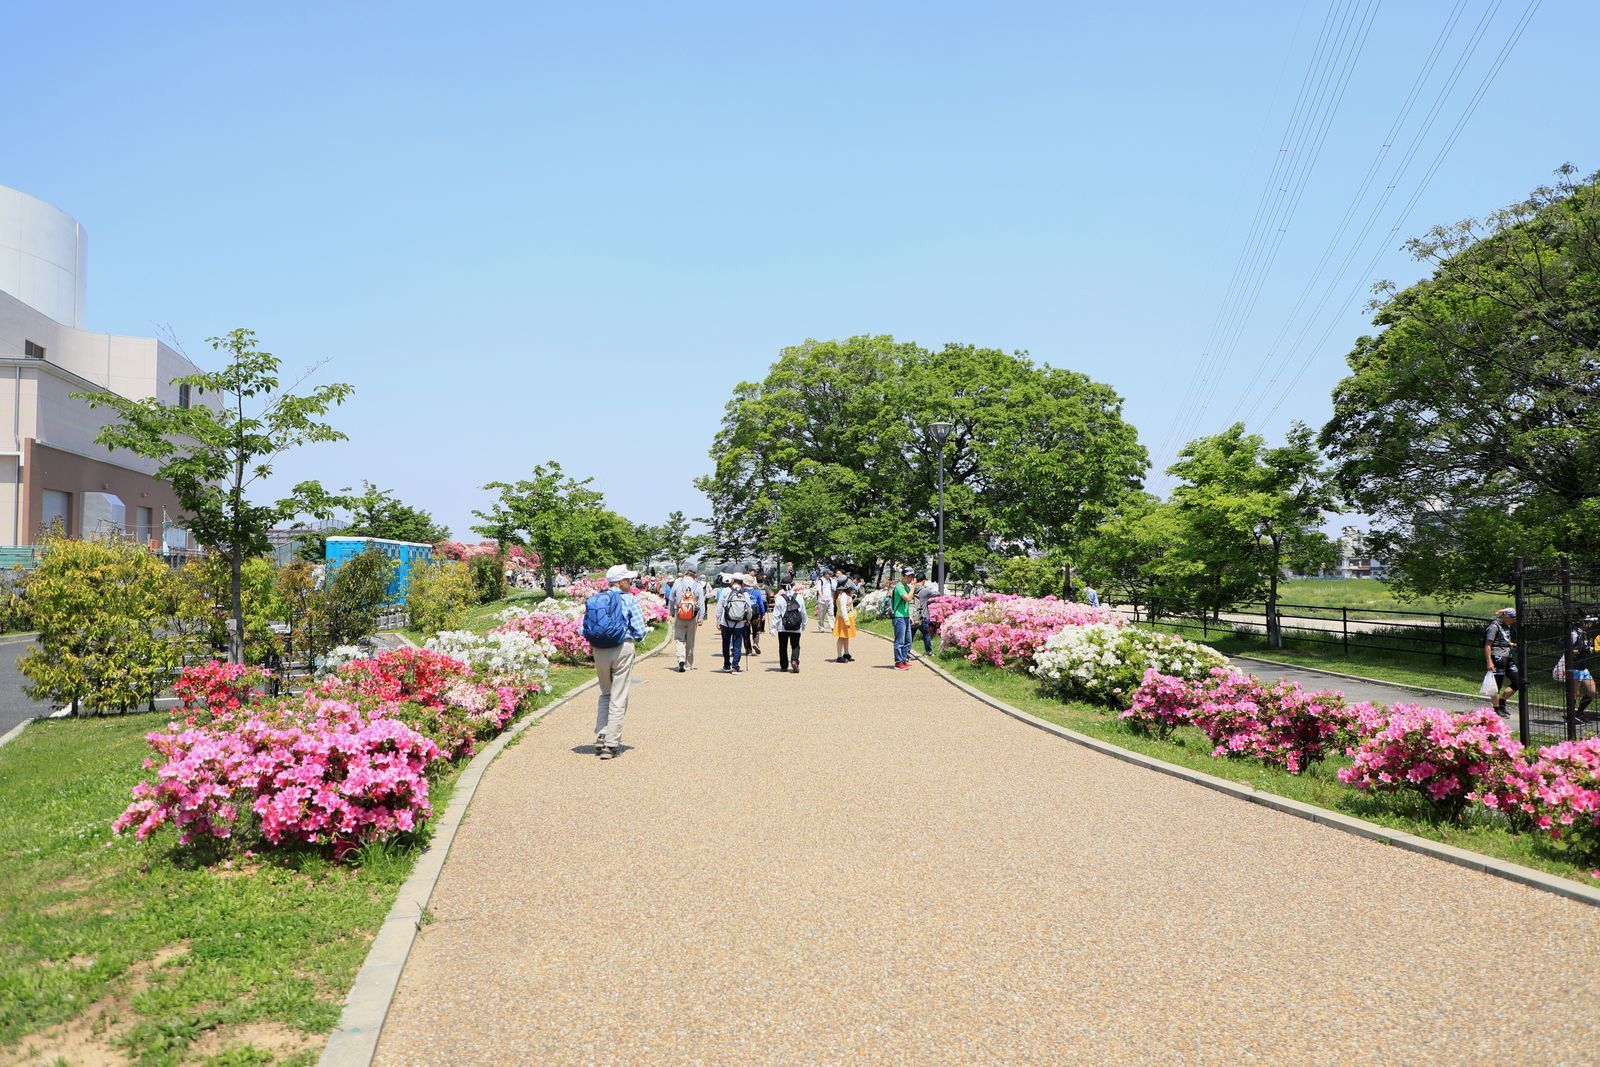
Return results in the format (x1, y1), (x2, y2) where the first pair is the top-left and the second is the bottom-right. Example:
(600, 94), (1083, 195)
(0, 186), (86, 329)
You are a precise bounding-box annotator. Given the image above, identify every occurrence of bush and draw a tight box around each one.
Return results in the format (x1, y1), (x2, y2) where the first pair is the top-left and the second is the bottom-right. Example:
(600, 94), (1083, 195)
(468, 553), (506, 604)
(1474, 737), (1600, 858)
(991, 555), (1061, 598)
(180, 555), (287, 664)
(940, 597), (1123, 669)
(407, 559), (478, 634)
(1337, 704), (1523, 818)
(1032, 624), (1227, 706)
(323, 547), (395, 645)
(21, 535), (204, 713)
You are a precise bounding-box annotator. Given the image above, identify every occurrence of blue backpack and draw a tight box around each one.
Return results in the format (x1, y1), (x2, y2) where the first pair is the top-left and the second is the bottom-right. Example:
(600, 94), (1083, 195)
(582, 590), (630, 649)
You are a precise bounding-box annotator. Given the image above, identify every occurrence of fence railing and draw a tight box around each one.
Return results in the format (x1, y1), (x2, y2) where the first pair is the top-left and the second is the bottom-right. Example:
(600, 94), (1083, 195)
(1133, 601), (1485, 668)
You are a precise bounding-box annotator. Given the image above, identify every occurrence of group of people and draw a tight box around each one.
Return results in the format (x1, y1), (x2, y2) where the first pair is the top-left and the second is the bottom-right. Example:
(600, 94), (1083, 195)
(1483, 605), (1600, 724)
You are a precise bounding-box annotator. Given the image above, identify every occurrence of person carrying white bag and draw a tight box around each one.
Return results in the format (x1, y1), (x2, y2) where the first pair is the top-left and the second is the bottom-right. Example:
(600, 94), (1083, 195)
(1482, 607), (1518, 714)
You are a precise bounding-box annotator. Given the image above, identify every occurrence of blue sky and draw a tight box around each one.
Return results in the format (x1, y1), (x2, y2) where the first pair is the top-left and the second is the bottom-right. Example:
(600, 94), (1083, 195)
(5, 1), (1593, 540)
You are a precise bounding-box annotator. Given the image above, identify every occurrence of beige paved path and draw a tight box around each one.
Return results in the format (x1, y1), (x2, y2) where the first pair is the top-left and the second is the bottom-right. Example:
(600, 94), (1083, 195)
(376, 622), (1600, 1065)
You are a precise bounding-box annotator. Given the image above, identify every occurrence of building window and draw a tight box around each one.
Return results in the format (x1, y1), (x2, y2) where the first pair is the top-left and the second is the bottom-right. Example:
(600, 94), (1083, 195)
(178, 384), (191, 409)
(40, 489), (71, 537)
(24, 340), (45, 359)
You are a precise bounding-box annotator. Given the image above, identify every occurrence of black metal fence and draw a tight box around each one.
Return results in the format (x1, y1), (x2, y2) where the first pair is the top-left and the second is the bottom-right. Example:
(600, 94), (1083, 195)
(1139, 602), (1486, 668)
(1513, 558), (1600, 745)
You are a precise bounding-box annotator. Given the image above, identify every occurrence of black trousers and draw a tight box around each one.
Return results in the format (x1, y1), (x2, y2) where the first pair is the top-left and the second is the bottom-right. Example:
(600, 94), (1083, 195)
(778, 631), (800, 669)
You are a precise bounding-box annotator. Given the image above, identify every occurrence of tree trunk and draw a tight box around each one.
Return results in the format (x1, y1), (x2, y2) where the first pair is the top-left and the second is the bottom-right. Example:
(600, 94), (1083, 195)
(230, 549), (245, 664)
(543, 565), (556, 597)
(1267, 538), (1283, 649)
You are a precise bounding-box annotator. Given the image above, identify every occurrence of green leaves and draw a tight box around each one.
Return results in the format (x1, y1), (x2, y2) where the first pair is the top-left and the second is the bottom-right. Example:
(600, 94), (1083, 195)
(472, 462), (627, 593)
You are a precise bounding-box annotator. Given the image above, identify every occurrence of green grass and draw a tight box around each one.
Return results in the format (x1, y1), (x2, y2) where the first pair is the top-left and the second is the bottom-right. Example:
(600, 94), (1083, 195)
(870, 621), (1598, 886)
(403, 587), (551, 643)
(1275, 578), (1507, 619)
(0, 620), (666, 1065)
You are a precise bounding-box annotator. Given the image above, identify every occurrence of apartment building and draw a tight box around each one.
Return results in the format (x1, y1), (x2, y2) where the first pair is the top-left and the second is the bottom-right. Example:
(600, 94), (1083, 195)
(0, 184), (203, 549)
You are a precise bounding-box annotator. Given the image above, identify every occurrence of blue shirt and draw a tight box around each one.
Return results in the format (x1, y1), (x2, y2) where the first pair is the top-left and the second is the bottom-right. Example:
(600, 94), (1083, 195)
(620, 591), (648, 642)
(749, 588), (766, 614)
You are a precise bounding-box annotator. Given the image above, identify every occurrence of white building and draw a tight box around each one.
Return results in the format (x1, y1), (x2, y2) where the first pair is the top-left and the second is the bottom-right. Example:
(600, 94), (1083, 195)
(1337, 525), (1387, 581)
(0, 184), (204, 549)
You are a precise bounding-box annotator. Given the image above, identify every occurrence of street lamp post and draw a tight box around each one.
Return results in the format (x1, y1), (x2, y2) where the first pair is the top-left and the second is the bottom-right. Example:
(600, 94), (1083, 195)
(929, 421), (953, 595)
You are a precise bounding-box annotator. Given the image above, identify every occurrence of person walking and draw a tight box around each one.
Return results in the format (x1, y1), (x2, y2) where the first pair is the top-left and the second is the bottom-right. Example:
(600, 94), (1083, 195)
(584, 564), (648, 760)
(668, 567), (705, 672)
(772, 580), (807, 673)
(1083, 584), (1101, 608)
(1564, 613), (1599, 723)
(832, 581), (857, 662)
(1483, 607), (1518, 716)
(815, 568), (835, 633)
(745, 576), (768, 657)
(891, 566), (915, 670)
(913, 572), (936, 656)
(718, 574), (754, 673)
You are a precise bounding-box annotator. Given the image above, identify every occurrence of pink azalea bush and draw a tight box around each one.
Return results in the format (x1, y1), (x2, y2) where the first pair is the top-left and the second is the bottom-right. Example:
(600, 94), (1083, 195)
(940, 597), (1124, 669)
(1337, 703), (1523, 817)
(926, 593), (1014, 629)
(495, 610), (590, 663)
(114, 647), (548, 858)
(172, 660), (269, 724)
(1474, 738), (1600, 857)
(433, 540), (540, 571)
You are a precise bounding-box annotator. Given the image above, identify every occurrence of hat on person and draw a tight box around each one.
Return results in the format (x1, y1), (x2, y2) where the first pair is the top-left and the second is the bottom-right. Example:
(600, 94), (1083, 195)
(1496, 606), (1516, 617)
(729, 573), (745, 585)
(902, 566), (915, 575)
(605, 564), (639, 584)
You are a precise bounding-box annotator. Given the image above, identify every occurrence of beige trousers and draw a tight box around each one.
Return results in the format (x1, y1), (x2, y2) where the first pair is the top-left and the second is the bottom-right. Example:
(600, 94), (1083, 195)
(673, 617), (699, 667)
(593, 641), (636, 746)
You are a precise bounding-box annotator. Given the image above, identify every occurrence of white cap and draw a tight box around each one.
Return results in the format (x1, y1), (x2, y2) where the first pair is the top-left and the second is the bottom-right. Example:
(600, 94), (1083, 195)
(606, 564), (639, 583)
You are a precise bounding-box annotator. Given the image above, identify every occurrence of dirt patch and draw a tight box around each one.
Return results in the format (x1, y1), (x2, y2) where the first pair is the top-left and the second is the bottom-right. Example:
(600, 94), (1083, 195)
(188, 1021), (318, 1062)
(0, 943), (189, 1067)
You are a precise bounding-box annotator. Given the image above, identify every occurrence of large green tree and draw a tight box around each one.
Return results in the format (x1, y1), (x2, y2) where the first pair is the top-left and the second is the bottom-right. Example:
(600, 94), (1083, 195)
(1322, 166), (1600, 600)
(79, 329), (351, 663)
(699, 336), (1146, 582)
(1080, 492), (1187, 620)
(1168, 423), (1337, 643)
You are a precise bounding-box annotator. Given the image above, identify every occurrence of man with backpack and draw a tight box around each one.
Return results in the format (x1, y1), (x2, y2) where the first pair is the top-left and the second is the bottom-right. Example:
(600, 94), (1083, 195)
(668, 568), (705, 672)
(717, 573), (754, 673)
(744, 577), (768, 657)
(772, 580), (807, 672)
(584, 564), (649, 760)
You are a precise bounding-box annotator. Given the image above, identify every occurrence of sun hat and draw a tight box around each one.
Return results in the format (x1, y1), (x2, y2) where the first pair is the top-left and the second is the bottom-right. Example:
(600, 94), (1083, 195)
(1496, 606), (1516, 617)
(605, 564), (639, 583)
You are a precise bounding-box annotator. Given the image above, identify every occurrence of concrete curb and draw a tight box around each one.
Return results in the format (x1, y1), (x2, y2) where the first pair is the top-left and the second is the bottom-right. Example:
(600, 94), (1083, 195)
(0, 717), (35, 749)
(869, 632), (1600, 909)
(1228, 654), (1480, 704)
(319, 631), (670, 1067)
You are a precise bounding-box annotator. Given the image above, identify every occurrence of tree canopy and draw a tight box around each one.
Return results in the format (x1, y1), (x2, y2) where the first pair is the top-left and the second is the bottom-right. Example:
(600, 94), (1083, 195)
(698, 335), (1146, 580)
(473, 462), (633, 594)
(1322, 166), (1600, 599)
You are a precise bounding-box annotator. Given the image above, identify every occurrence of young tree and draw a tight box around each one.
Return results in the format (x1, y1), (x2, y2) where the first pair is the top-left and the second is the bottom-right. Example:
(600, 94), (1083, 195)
(473, 462), (610, 595)
(1323, 166), (1600, 599)
(79, 329), (351, 662)
(1169, 423), (1337, 645)
(1080, 493), (1187, 621)
(322, 547), (396, 646)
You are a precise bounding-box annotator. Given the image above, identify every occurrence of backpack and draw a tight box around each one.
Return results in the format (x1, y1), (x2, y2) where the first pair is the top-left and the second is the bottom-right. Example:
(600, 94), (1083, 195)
(725, 590), (750, 624)
(582, 590), (629, 648)
(676, 582), (699, 621)
(781, 595), (803, 631)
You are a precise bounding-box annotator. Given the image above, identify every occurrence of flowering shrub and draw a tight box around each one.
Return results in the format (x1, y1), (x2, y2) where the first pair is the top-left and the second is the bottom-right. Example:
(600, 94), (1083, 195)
(319, 644), (372, 675)
(172, 660), (269, 723)
(857, 589), (891, 620)
(926, 593), (1012, 629)
(1474, 738), (1600, 857)
(1120, 670), (1198, 739)
(562, 576), (606, 600)
(433, 540), (540, 572)
(506, 598), (584, 622)
(633, 590), (671, 625)
(1189, 673), (1357, 775)
(940, 598), (1123, 669)
(115, 647), (546, 858)
(494, 611), (590, 663)
(1032, 624), (1226, 706)
(1337, 704), (1523, 817)
(426, 630), (554, 685)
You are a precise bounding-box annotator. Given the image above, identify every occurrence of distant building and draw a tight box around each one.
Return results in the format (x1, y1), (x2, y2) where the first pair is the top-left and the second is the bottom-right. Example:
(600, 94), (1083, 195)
(0, 185), (206, 550)
(1337, 526), (1387, 581)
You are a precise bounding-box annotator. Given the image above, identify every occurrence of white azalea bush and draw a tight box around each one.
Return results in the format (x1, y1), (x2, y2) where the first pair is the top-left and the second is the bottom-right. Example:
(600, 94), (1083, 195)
(426, 629), (554, 688)
(502, 598), (584, 622)
(857, 589), (891, 620)
(1030, 624), (1229, 706)
(317, 644), (372, 675)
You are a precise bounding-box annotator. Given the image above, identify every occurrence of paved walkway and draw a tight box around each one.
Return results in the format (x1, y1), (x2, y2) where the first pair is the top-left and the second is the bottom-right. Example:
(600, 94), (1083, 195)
(376, 622), (1600, 1064)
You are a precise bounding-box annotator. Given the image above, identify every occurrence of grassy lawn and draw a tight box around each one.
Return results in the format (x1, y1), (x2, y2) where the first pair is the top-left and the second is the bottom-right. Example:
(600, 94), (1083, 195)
(402, 587), (551, 644)
(1276, 578), (1507, 619)
(0, 621), (665, 1066)
(858, 620), (1597, 886)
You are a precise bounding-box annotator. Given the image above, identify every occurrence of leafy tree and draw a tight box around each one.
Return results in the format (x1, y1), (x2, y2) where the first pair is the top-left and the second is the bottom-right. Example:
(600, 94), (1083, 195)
(294, 482), (449, 561)
(659, 510), (712, 572)
(699, 336), (1146, 581)
(473, 462), (614, 595)
(180, 555), (287, 664)
(78, 329), (351, 662)
(1168, 423), (1337, 644)
(21, 535), (204, 714)
(406, 559), (478, 634)
(466, 554), (506, 604)
(1080, 493), (1187, 620)
(323, 547), (395, 646)
(1322, 166), (1600, 600)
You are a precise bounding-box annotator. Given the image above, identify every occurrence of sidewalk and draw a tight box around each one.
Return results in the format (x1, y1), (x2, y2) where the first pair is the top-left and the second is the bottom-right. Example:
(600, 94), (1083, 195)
(373, 621), (1600, 1064)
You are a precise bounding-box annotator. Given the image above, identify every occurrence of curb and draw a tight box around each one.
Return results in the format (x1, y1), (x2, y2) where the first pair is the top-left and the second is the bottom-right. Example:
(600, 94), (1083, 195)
(1228, 654), (1480, 704)
(0, 717), (35, 749)
(867, 632), (1600, 909)
(319, 630), (670, 1067)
